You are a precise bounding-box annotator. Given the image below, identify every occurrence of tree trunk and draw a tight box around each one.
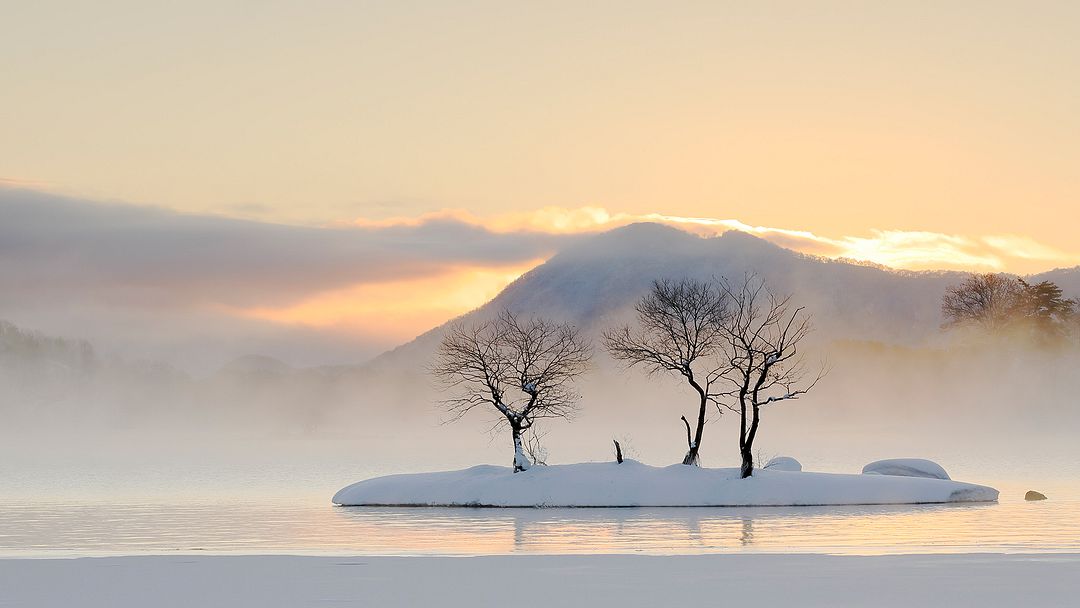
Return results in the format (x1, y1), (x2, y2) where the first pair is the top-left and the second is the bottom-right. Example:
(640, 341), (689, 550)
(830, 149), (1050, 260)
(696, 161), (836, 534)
(740, 405), (760, 479)
(681, 386), (708, 466)
(680, 416), (699, 465)
(512, 425), (531, 473)
(613, 440), (623, 464)
(740, 447), (753, 478)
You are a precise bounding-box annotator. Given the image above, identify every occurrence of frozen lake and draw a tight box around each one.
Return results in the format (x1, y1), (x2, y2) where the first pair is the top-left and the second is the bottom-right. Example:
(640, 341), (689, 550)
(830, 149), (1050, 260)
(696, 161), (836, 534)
(3, 445), (1078, 558)
(3, 493), (1079, 557)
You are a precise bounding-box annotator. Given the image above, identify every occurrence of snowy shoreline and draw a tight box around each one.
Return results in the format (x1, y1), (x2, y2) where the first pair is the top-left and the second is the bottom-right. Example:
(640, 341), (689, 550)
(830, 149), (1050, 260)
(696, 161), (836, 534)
(333, 460), (999, 507)
(4, 553), (1076, 607)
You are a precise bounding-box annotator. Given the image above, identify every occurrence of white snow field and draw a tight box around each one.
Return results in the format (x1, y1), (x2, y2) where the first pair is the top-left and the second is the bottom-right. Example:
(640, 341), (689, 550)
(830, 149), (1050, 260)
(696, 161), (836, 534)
(3, 554), (1077, 608)
(333, 460), (997, 507)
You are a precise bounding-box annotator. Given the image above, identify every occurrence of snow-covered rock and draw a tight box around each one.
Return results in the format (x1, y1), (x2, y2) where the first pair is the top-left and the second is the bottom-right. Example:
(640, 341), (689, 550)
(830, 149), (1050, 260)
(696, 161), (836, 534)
(763, 456), (802, 472)
(333, 460), (996, 507)
(861, 458), (950, 480)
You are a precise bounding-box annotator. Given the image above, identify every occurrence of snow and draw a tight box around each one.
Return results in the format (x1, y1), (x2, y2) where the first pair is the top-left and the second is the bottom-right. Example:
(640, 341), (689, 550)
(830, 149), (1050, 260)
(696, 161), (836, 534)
(764, 456), (802, 472)
(513, 448), (532, 471)
(862, 458), (951, 480)
(4, 554), (1078, 608)
(333, 460), (997, 507)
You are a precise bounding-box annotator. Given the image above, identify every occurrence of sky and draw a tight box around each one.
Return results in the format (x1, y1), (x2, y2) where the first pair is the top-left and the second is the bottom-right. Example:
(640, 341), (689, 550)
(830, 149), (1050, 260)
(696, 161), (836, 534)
(3, 1), (1080, 366)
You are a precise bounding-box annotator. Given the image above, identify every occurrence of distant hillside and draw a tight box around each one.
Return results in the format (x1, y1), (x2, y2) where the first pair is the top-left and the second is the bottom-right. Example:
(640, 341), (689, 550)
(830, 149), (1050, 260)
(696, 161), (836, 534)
(0, 319), (351, 432)
(1033, 265), (1080, 297)
(376, 223), (1080, 371)
(374, 223), (968, 370)
(4, 224), (1079, 442)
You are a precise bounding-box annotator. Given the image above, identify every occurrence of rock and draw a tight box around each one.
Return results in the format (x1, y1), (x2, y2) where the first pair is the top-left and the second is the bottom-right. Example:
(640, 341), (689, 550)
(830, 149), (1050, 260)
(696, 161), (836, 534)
(861, 458), (950, 480)
(763, 456), (802, 472)
(1025, 490), (1047, 501)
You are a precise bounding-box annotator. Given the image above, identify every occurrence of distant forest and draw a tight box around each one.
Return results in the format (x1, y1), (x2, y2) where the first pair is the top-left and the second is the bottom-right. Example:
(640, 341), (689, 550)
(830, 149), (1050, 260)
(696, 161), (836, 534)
(942, 274), (1079, 346)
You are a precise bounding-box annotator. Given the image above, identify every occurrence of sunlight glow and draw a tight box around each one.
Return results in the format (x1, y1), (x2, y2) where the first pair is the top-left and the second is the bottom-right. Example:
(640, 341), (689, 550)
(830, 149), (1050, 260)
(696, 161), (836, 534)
(351, 207), (1080, 274)
(244, 209), (1080, 334)
(238, 260), (543, 340)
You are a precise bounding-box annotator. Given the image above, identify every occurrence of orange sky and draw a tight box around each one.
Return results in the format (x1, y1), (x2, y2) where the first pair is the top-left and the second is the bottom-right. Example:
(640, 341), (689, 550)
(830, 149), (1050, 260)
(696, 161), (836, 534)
(4, 2), (1080, 343)
(240, 260), (543, 341)
(230, 205), (1080, 340)
(4, 3), (1079, 244)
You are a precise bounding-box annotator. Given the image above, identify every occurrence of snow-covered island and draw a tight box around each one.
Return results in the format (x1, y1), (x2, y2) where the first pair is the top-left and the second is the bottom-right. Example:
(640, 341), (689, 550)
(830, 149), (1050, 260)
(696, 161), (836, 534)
(333, 460), (998, 507)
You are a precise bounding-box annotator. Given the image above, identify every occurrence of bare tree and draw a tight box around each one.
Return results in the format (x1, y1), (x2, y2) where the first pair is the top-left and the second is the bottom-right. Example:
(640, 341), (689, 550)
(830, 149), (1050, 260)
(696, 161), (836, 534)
(942, 273), (1023, 332)
(943, 274), (1078, 345)
(603, 278), (730, 465)
(717, 275), (822, 478)
(433, 309), (591, 472)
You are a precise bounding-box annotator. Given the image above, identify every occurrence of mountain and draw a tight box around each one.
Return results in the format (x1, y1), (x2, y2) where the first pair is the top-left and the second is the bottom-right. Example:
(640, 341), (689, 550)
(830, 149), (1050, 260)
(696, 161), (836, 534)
(358, 223), (1080, 463)
(5, 223), (1079, 444)
(0, 319), (351, 432)
(374, 223), (967, 369)
(1033, 265), (1080, 296)
(377, 223), (1080, 371)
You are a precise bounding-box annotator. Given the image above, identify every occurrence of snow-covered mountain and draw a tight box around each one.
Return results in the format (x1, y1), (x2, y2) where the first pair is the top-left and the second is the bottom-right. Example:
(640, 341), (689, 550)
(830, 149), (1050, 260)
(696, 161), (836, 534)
(375, 223), (959, 368)
(4, 222), (1079, 440)
(357, 223), (1080, 463)
(377, 223), (1080, 368)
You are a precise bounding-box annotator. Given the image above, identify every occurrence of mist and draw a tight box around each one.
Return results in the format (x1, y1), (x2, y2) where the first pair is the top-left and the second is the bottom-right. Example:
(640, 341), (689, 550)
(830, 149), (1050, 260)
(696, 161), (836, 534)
(4, 316), (1080, 503)
(4, 219), (1080, 507)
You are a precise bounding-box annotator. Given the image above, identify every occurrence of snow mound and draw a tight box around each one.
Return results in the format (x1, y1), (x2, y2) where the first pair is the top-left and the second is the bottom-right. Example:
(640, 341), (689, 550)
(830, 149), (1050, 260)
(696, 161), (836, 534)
(763, 456), (802, 472)
(862, 459), (950, 480)
(333, 461), (996, 507)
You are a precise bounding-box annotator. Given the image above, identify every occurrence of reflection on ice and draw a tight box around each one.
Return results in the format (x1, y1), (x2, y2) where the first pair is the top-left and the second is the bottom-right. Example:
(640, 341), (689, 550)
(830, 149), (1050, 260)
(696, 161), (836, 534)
(2, 491), (1076, 558)
(330, 501), (1043, 556)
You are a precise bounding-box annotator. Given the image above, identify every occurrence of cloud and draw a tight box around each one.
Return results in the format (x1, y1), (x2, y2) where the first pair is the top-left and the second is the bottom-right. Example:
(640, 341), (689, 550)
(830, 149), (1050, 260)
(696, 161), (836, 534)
(7, 186), (1073, 323)
(980, 235), (1075, 263)
(350, 206), (1080, 274)
(0, 187), (573, 311)
(239, 260), (544, 340)
(348, 206), (617, 234)
(0, 187), (579, 368)
(4, 186), (1077, 370)
(0, 177), (52, 189)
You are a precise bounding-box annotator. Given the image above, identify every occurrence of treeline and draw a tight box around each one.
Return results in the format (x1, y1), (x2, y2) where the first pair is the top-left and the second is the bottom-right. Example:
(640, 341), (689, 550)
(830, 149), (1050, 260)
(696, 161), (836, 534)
(0, 320), (98, 377)
(0, 319), (338, 431)
(942, 274), (1079, 346)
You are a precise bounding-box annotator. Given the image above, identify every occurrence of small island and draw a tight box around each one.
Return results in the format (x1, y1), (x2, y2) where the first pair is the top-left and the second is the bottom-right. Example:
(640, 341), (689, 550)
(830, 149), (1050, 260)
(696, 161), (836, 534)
(333, 460), (998, 508)
(335, 278), (999, 509)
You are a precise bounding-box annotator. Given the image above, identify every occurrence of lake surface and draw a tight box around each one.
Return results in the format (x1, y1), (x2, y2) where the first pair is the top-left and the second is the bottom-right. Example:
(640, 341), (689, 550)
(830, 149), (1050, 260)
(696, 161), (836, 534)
(3, 448), (1078, 558)
(3, 494), (1079, 557)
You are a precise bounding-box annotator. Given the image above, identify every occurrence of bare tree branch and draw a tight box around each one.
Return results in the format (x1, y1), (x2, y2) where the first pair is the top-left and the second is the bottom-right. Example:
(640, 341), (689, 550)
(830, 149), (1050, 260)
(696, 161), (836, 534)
(717, 273), (824, 478)
(433, 309), (591, 472)
(603, 278), (730, 465)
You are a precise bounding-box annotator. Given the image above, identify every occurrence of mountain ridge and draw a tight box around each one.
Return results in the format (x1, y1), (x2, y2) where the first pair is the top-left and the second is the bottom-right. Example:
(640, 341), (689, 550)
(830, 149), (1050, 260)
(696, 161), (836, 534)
(369, 223), (1080, 378)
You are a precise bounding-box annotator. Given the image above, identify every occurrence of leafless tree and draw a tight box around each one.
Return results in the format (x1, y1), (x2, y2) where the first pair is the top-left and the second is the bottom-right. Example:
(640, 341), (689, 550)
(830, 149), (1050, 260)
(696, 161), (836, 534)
(942, 273), (1023, 332)
(717, 275), (823, 478)
(603, 278), (731, 465)
(943, 274), (1078, 345)
(433, 309), (591, 472)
